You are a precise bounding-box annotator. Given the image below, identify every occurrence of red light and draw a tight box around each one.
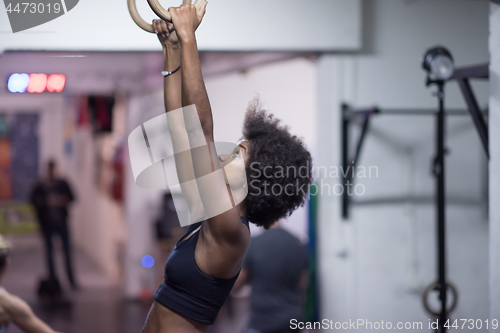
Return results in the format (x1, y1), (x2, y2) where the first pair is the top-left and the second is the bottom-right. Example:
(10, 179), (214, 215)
(27, 73), (47, 93)
(47, 74), (66, 93)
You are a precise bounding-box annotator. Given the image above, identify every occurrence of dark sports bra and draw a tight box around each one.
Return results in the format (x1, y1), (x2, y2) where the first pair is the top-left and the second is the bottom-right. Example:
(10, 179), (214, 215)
(154, 217), (250, 324)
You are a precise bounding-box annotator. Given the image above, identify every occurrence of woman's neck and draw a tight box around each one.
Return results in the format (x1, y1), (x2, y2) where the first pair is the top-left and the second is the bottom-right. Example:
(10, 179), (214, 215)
(270, 220), (281, 229)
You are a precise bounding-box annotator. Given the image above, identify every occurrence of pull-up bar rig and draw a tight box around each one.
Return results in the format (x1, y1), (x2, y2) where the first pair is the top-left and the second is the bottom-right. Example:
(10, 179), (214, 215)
(341, 63), (489, 333)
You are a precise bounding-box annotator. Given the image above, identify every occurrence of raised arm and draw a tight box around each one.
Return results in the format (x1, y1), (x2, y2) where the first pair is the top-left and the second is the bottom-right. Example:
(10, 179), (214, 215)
(169, 4), (250, 271)
(153, 19), (182, 113)
(169, 3), (213, 140)
(153, 19), (207, 224)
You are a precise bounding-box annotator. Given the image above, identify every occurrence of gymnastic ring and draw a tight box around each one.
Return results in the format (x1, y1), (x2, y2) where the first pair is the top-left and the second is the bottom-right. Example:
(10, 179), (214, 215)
(128, 0), (204, 33)
(422, 281), (458, 316)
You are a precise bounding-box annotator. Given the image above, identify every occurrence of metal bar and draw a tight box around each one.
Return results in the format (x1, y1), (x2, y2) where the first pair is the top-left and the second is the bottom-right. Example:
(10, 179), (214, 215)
(435, 83), (447, 332)
(456, 79), (490, 158)
(351, 196), (483, 206)
(344, 108), (484, 118)
(343, 107), (379, 118)
(341, 104), (350, 220)
(378, 109), (479, 116)
(450, 64), (489, 80)
(353, 116), (370, 168)
(341, 104), (372, 220)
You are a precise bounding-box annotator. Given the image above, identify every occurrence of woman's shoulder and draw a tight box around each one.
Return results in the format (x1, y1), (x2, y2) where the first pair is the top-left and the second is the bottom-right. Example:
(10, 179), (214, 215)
(196, 216), (250, 278)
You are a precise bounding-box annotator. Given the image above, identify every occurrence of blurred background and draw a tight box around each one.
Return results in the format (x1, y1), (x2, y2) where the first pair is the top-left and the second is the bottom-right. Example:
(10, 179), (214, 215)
(0, 0), (499, 332)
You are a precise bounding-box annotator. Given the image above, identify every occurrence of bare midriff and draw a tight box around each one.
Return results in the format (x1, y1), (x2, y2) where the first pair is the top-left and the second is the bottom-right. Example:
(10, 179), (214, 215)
(142, 300), (209, 333)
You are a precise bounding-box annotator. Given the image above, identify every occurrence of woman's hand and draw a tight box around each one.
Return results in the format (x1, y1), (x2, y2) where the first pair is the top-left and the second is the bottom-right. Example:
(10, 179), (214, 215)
(153, 19), (179, 48)
(168, 1), (207, 43)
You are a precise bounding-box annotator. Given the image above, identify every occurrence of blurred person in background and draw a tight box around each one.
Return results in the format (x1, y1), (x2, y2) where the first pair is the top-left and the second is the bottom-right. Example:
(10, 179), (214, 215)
(233, 221), (309, 333)
(0, 234), (63, 333)
(30, 160), (77, 290)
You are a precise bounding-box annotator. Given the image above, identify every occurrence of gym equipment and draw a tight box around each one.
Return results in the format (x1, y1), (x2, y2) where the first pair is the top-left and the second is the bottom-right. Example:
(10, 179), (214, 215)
(422, 281), (458, 317)
(128, 0), (205, 33)
(422, 46), (455, 81)
(341, 56), (489, 333)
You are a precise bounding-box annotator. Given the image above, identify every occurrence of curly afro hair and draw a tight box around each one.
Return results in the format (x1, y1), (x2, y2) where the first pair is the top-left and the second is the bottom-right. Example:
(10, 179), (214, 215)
(242, 99), (313, 229)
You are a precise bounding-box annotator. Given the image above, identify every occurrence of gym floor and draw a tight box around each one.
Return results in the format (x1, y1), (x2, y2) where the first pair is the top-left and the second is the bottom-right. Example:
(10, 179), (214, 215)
(2, 235), (251, 333)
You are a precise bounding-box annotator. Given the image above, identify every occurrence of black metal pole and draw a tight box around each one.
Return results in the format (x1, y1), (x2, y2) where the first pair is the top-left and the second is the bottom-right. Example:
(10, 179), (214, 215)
(353, 116), (371, 168)
(435, 82), (447, 332)
(341, 103), (349, 219)
(456, 78), (489, 158)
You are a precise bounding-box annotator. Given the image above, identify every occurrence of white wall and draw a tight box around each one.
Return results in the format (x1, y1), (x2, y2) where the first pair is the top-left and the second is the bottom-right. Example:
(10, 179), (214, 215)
(489, 0), (500, 326)
(0, 0), (361, 52)
(317, 0), (489, 329)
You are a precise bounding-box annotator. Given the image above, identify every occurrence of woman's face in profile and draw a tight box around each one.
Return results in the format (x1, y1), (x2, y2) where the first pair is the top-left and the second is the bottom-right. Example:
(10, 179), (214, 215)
(219, 140), (249, 189)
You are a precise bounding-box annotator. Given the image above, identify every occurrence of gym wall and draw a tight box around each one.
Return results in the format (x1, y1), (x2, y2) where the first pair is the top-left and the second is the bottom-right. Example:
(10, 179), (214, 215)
(489, 0), (500, 323)
(316, 0), (490, 328)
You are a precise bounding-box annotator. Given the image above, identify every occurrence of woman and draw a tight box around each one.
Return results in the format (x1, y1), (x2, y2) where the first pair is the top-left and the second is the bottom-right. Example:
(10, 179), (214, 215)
(142, 4), (312, 332)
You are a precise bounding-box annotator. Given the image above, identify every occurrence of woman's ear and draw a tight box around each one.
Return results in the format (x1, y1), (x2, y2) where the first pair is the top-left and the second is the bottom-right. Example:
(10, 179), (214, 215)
(240, 140), (249, 149)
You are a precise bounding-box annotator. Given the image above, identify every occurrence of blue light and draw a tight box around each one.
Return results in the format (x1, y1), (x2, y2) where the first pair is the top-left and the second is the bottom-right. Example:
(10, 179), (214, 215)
(7, 73), (29, 93)
(141, 255), (155, 268)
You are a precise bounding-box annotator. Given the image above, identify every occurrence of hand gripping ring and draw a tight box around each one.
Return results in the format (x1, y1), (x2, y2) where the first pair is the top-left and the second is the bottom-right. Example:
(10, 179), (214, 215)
(422, 281), (458, 316)
(128, 0), (204, 33)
